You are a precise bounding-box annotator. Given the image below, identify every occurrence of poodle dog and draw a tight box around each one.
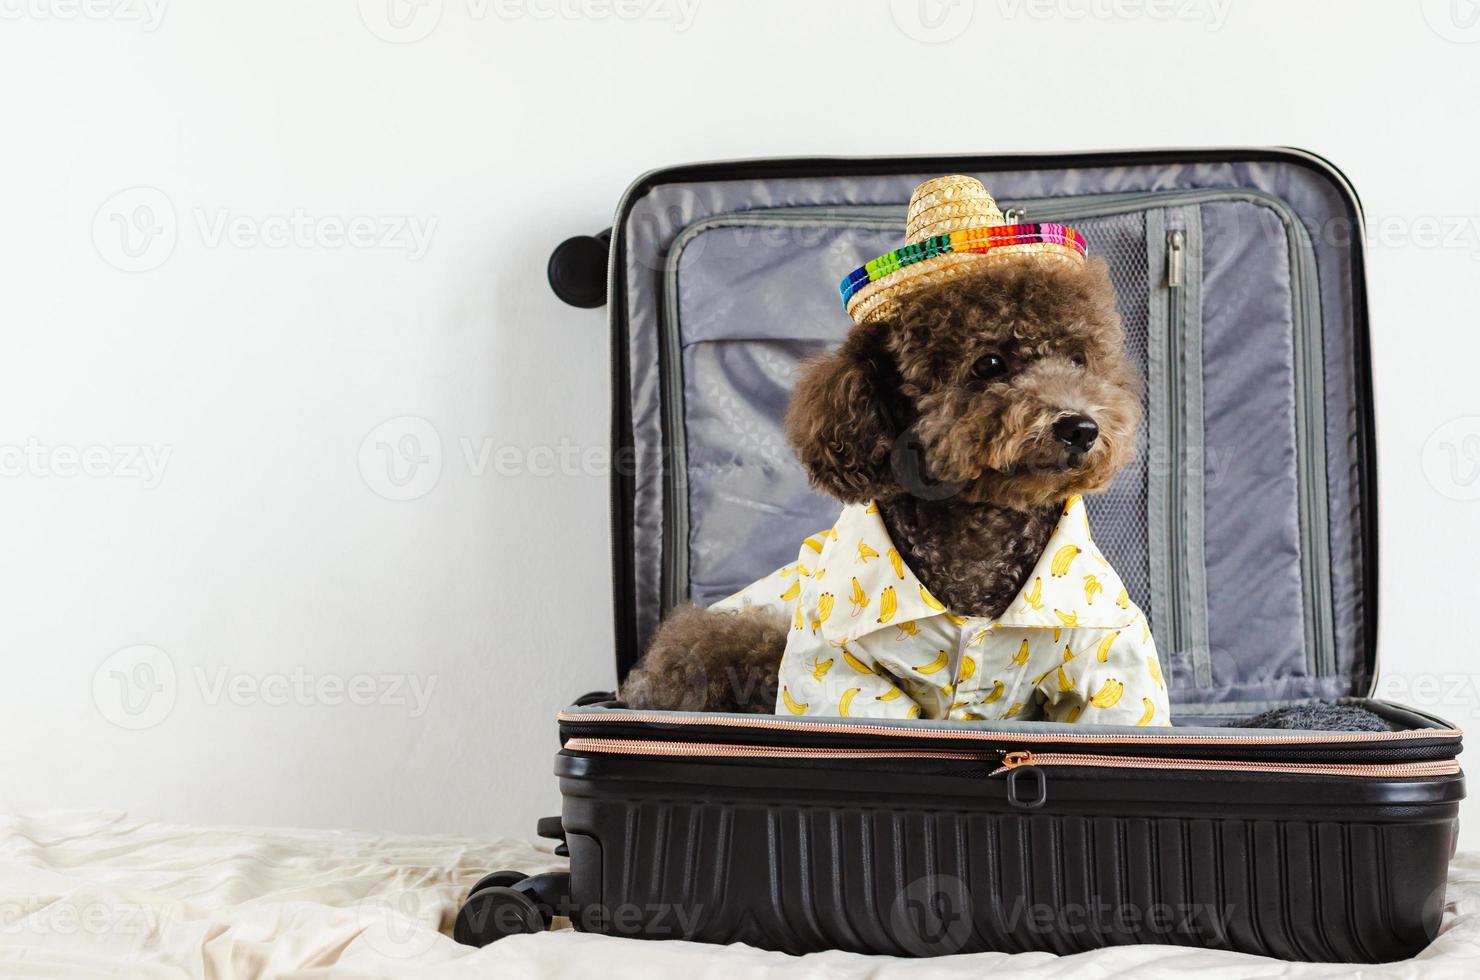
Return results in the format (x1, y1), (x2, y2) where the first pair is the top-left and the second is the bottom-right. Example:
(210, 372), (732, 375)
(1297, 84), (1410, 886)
(621, 252), (1172, 726)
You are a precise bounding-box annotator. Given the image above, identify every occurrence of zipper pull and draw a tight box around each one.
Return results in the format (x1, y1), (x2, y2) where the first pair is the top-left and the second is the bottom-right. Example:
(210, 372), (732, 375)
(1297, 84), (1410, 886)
(1167, 229), (1186, 288)
(1003, 751), (1047, 808)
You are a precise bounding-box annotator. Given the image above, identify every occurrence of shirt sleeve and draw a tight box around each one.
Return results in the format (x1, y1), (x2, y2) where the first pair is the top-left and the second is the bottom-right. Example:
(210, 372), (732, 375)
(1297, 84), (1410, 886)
(709, 536), (821, 620)
(1039, 620), (1171, 726)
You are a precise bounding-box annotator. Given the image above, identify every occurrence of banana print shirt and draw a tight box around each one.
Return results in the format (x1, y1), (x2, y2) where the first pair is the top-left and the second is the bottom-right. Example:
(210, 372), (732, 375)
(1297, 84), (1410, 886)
(711, 495), (1171, 726)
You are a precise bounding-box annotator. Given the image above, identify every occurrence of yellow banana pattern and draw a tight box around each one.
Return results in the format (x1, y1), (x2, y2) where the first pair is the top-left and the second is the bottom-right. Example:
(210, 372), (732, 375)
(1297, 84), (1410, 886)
(1050, 544), (1080, 577)
(1089, 678), (1125, 709)
(838, 687), (861, 717)
(781, 686), (808, 715)
(915, 650), (950, 675)
(876, 586), (898, 624)
(811, 592), (834, 633)
(841, 645), (873, 675)
(709, 496), (1167, 726)
(1056, 664), (1075, 693)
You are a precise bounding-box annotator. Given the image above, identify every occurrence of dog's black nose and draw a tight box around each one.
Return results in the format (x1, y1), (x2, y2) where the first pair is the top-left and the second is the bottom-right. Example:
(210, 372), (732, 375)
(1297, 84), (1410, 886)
(1053, 415), (1099, 452)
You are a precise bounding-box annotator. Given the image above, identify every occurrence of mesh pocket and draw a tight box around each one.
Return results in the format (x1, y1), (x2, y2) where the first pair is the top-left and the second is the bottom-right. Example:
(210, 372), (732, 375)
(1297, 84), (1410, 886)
(1077, 211), (1151, 605)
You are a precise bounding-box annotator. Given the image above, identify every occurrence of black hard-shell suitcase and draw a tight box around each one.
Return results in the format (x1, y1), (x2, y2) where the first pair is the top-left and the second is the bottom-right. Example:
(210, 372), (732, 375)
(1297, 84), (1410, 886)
(459, 150), (1465, 962)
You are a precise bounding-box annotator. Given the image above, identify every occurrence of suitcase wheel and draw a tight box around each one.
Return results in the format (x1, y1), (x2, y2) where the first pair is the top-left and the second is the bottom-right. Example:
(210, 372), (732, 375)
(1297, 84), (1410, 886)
(467, 869), (528, 895)
(453, 871), (569, 947)
(454, 886), (548, 946)
(547, 231), (610, 309)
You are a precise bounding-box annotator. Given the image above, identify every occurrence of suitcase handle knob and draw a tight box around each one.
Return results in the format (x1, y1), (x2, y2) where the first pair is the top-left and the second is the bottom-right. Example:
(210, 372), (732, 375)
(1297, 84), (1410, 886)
(1006, 765), (1048, 809)
(547, 230), (611, 308)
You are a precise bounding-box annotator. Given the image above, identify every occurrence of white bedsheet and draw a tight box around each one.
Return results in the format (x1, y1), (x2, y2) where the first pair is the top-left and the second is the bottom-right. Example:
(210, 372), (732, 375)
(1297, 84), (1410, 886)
(2, 810), (1477, 979)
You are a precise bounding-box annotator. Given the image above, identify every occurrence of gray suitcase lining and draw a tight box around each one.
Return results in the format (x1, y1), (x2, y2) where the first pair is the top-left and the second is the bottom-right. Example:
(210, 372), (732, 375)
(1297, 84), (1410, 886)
(620, 159), (1368, 715)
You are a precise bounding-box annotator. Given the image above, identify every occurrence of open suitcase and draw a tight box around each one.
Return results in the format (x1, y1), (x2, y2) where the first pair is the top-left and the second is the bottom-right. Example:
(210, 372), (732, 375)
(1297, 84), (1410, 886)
(457, 150), (1465, 962)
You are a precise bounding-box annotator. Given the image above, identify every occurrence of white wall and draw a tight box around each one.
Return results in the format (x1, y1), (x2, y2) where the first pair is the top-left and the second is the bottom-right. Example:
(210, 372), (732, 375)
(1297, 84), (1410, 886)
(1, 0), (1478, 848)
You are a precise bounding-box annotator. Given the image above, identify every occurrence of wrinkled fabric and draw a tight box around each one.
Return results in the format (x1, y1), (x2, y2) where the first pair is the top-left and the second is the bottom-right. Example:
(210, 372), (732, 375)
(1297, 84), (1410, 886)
(1, 809), (1476, 979)
(712, 496), (1170, 726)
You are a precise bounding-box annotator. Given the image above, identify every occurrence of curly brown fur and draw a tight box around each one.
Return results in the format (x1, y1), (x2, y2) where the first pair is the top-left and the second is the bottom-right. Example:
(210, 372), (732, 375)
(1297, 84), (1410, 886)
(623, 256), (1141, 711)
(881, 497), (1061, 618)
(787, 257), (1138, 511)
(618, 604), (786, 713)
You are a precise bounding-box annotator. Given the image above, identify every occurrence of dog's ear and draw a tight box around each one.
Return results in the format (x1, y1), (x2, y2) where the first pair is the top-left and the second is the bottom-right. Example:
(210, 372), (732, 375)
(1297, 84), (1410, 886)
(785, 324), (904, 503)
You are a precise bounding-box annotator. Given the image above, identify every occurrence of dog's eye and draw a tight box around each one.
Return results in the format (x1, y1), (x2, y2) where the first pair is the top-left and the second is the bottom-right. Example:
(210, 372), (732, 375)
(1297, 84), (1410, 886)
(1069, 353), (1086, 367)
(969, 353), (1008, 382)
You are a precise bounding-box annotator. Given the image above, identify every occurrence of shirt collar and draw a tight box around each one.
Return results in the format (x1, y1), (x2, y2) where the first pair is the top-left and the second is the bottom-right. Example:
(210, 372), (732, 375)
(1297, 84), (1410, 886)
(816, 495), (1135, 645)
(992, 495), (1136, 630)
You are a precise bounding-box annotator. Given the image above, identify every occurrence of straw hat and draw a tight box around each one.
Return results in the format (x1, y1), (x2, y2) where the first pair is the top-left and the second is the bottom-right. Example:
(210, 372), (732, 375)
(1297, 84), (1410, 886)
(839, 175), (1088, 325)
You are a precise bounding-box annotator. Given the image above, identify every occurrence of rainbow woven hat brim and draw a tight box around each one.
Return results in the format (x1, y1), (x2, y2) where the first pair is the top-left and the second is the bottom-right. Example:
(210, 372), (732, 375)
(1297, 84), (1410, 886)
(840, 222), (1088, 323)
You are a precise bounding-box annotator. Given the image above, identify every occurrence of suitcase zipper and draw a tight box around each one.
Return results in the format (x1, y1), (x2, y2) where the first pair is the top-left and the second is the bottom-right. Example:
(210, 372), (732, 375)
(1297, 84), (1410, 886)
(995, 750), (1460, 779)
(563, 738), (1461, 779)
(561, 708), (1461, 742)
(1164, 225), (1187, 670)
(560, 709), (1461, 761)
(564, 738), (988, 761)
